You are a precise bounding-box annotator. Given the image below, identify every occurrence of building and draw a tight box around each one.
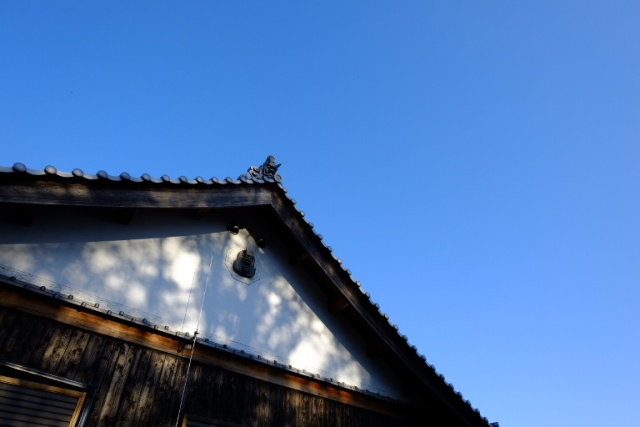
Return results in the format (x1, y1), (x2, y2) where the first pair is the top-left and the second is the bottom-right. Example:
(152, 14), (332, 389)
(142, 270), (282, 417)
(0, 157), (492, 426)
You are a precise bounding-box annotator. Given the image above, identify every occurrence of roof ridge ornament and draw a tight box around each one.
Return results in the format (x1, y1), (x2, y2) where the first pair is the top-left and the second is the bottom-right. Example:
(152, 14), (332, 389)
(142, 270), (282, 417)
(239, 155), (282, 182)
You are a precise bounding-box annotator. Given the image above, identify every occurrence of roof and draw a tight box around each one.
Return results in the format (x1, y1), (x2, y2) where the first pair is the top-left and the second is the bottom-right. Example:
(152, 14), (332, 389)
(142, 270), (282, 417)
(0, 157), (491, 426)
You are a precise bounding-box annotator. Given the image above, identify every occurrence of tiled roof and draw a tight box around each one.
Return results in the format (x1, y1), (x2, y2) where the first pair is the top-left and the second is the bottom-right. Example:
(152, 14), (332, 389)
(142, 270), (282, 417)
(0, 159), (491, 425)
(1, 162), (282, 185)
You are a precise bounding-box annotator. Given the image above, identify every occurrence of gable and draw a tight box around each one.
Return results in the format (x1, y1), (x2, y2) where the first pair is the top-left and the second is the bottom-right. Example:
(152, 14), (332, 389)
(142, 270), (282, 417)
(0, 206), (404, 398)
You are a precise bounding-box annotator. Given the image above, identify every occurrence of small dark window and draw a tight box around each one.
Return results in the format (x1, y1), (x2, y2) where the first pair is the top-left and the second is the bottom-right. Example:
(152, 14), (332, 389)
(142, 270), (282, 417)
(0, 375), (86, 426)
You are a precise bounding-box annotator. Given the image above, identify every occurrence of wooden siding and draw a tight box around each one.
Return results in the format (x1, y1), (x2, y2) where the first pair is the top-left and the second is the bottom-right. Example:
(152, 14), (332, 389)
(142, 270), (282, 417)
(0, 305), (420, 427)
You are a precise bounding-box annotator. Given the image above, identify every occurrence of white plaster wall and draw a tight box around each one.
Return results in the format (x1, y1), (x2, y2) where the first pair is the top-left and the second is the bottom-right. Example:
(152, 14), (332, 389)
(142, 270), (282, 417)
(0, 209), (403, 397)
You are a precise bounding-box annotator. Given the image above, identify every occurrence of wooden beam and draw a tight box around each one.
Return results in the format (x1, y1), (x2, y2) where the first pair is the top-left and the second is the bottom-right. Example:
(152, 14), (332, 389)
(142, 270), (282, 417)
(328, 294), (350, 312)
(289, 250), (309, 265)
(18, 205), (39, 226)
(117, 208), (137, 225)
(366, 339), (386, 358)
(0, 282), (412, 420)
(0, 182), (273, 210)
(192, 208), (210, 220)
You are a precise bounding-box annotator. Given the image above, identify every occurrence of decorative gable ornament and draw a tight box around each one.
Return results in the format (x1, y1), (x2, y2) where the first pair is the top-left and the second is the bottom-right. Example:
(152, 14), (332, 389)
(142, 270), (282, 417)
(232, 249), (256, 279)
(239, 155), (282, 182)
(225, 242), (262, 285)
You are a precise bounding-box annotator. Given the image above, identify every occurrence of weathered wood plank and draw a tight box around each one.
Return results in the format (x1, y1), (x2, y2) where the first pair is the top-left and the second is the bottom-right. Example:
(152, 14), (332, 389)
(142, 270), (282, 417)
(77, 337), (120, 423)
(283, 387), (297, 427)
(70, 333), (108, 382)
(0, 309), (30, 362)
(154, 355), (182, 426)
(0, 309), (75, 372)
(204, 364), (227, 418)
(18, 312), (57, 367)
(326, 395), (336, 426)
(311, 392), (325, 426)
(134, 351), (171, 426)
(39, 324), (75, 373)
(87, 338), (123, 398)
(114, 346), (154, 427)
(91, 341), (137, 425)
(183, 362), (206, 419)
(51, 328), (92, 379)
(0, 306), (17, 344)
(217, 369), (245, 426)
(266, 378), (286, 426)
(0, 182), (274, 210)
(246, 377), (270, 425)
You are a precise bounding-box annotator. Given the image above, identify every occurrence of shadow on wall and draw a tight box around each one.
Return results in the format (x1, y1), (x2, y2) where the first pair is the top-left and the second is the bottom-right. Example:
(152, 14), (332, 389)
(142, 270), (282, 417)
(0, 209), (395, 394)
(0, 231), (220, 332)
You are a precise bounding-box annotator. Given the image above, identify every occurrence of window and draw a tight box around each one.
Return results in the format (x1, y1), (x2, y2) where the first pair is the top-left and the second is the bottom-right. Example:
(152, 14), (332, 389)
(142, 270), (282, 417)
(0, 375), (86, 427)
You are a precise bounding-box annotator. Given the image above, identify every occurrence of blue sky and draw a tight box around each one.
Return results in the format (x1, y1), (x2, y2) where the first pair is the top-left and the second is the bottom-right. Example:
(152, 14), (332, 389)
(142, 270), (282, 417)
(2, 2), (639, 425)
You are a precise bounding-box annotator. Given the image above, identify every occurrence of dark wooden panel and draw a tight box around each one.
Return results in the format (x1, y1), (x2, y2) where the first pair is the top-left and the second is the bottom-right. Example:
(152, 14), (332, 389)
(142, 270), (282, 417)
(0, 308), (16, 346)
(134, 351), (171, 426)
(25, 319), (63, 371)
(16, 312), (57, 368)
(70, 333), (108, 382)
(90, 340), (134, 425)
(0, 182), (274, 210)
(0, 310), (29, 361)
(113, 346), (154, 427)
(153, 355), (183, 424)
(40, 325), (76, 374)
(51, 329), (91, 379)
(0, 304), (424, 427)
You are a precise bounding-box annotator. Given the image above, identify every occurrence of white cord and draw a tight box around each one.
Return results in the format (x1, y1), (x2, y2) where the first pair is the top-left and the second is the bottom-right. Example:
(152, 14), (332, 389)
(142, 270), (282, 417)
(174, 255), (213, 427)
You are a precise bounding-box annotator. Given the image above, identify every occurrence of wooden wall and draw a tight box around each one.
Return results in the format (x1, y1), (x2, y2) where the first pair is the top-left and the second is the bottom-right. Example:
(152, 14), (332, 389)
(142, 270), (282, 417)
(0, 305), (418, 427)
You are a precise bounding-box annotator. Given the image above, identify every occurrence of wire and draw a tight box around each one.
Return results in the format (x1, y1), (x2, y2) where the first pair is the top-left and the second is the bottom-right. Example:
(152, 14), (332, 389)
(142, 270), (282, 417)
(174, 255), (213, 427)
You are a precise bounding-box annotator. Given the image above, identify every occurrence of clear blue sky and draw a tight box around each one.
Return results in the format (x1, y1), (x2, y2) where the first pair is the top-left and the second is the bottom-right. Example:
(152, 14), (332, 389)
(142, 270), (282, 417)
(2, 2), (639, 425)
